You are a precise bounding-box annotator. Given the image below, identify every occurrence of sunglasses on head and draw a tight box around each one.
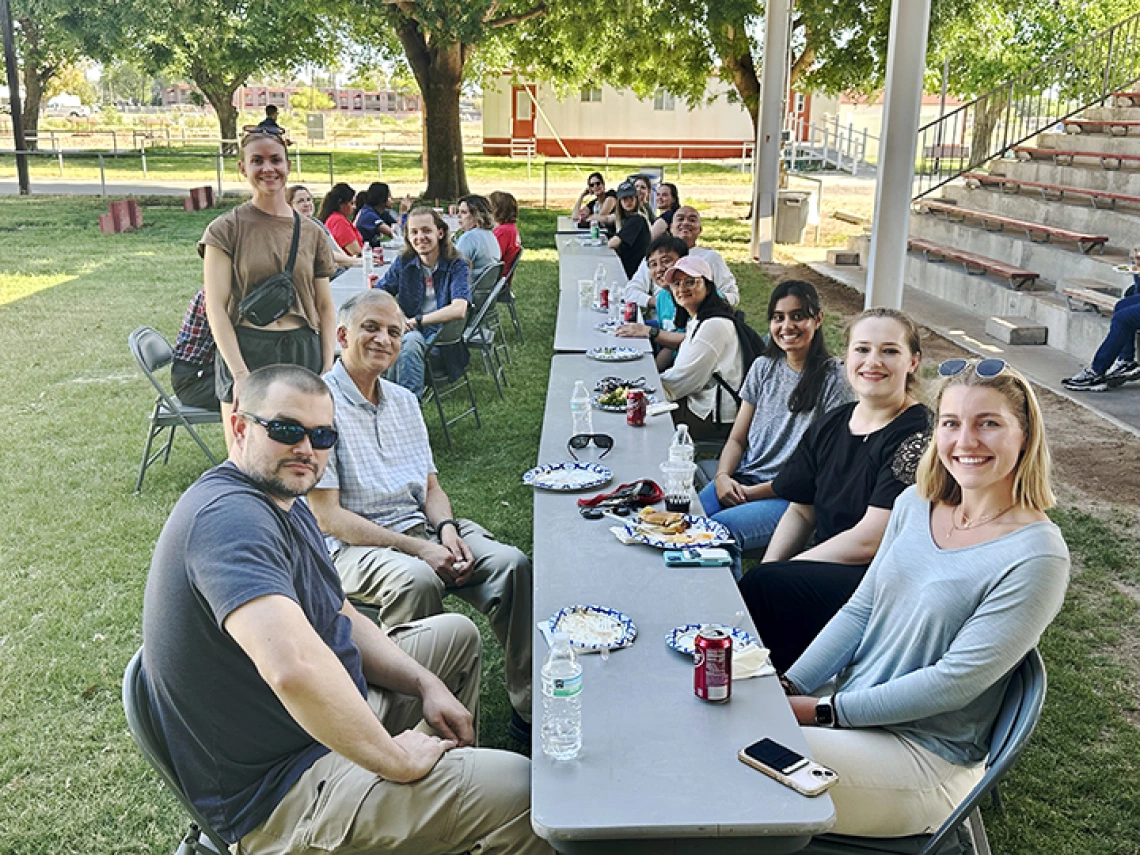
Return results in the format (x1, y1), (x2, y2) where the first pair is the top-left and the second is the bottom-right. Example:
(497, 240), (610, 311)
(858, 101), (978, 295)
(567, 433), (614, 460)
(240, 412), (338, 450)
(938, 358), (1008, 379)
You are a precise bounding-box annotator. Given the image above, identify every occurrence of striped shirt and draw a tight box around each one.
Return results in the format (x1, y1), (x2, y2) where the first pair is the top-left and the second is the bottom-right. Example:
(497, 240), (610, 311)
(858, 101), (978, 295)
(317, 361), (437, 548)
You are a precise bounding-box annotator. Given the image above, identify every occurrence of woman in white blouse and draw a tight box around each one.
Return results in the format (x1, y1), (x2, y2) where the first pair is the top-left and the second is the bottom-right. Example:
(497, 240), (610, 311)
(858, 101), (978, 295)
(659, 255), (743, 440)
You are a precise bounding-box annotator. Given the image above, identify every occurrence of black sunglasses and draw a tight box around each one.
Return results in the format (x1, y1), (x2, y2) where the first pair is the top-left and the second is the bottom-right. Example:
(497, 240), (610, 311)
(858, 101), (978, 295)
(567, 433), (614, 460)
(938, 358), (1007, 378)
(240, 412), (338, 450)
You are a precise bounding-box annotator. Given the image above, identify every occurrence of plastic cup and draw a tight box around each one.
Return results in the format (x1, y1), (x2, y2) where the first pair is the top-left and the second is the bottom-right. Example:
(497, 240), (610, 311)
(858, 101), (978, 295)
(659, 460), (696, 514)
(578, 280), (594, 307)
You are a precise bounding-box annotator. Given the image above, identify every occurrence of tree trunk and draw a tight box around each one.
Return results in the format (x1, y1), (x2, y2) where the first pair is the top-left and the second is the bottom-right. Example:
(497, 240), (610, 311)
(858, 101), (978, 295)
(721, 48), (760, 136)
(396, 19), (468, 200)
(969, 92), (1008, 168)
(194, 78), (240, 155)
(20, 60), (44, 151)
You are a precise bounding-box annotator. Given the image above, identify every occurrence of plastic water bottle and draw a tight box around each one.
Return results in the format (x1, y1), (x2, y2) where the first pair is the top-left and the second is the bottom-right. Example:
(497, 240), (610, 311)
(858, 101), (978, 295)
(570, 380), (593, 436)
(362, 244), (373, 279)
(669, 424), (694, 463)
(541, 632), (582, 760)
(609, 281), (625, 322)
(593, 262), (607, 305)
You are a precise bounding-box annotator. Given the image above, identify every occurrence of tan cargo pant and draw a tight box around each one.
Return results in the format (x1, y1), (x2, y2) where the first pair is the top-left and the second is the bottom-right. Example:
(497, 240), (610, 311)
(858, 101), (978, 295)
(236, 613), (553, 855)
(333, 519), (533, 720)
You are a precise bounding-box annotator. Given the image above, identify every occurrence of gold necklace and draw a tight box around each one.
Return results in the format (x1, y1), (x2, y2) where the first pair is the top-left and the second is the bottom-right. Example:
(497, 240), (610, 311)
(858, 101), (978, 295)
(947, 502), (1017, 537)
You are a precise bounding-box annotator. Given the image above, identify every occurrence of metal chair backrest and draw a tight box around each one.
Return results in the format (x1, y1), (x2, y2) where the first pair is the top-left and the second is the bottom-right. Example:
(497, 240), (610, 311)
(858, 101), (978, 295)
(503, 248), (523, 287)
(917, 648), (1047, 855)
(122, 648), (228, 854)
(466, 276), (508, 337)
(432, 316), (469, 349)
(129, 326), (184, 409)
(470, 261), (504, 303)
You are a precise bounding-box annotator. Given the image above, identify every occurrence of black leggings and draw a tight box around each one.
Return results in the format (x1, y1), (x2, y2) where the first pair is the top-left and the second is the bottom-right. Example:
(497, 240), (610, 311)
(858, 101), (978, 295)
(215, 325), (322, 403)
(738, 560), (869, 673)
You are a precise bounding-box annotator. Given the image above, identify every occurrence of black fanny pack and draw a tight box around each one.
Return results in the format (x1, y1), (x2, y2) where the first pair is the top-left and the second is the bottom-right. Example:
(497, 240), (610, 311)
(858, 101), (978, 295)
(238, 212), (301, 326)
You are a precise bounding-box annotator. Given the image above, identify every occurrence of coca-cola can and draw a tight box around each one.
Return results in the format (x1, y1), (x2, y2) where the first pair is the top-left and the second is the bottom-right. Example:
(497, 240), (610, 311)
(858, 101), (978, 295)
(626, 388), (646, 427)
(374, 246), (384, 266)
(622, 300), (637, 323)
(599, 287), (610, 309)
(694, 627), (732, 703)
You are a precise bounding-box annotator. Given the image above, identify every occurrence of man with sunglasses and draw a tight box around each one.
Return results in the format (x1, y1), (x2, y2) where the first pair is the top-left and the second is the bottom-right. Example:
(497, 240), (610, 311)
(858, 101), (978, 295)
(142, 363), (550, 855)
(309, 290), (535, 741)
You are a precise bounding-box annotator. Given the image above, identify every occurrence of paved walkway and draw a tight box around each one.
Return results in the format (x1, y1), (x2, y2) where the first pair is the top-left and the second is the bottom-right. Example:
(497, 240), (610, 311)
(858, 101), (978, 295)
(792, 250), (1140, 439)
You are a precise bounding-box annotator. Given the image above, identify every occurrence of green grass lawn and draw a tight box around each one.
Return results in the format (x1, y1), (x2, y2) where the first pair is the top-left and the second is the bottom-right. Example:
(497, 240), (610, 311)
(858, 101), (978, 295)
(0, 196), (1138, 853)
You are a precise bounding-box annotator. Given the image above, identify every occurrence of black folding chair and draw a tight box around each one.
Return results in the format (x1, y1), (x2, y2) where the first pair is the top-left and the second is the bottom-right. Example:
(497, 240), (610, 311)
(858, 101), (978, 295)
(497, 248), (525, 344)
(424, 317), (481, 449)
(129, 326), (220, 493)
(464, 275), (510, 400)
(122, 648), (227, 854)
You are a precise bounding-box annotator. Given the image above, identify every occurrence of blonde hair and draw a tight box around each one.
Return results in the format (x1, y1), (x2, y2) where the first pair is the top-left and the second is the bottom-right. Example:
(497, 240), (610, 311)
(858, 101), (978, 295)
(916, 363), (1055, 510)
(845, 307), (923, 396)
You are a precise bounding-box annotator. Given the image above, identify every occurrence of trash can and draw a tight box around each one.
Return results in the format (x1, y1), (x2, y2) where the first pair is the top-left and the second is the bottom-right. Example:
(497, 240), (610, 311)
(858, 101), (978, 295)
(775, 191), (811, 244)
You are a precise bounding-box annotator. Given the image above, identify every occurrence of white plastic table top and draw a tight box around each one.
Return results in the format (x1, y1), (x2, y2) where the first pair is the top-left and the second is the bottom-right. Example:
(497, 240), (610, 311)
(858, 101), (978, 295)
(555, 234), (649, 354)
(529, 355), (835, 854)
(328, 262), (392, 313)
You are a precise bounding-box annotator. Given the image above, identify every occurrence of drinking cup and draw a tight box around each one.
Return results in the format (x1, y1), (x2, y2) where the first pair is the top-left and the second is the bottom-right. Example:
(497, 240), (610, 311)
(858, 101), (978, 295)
(579, 279), (594, 307)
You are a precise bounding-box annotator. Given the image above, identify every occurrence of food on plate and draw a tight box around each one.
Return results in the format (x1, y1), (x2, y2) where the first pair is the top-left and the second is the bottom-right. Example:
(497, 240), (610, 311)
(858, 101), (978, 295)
(598, 386), (631, 407)
(555, 609), (626, 647)
(637, 507), (689, 534)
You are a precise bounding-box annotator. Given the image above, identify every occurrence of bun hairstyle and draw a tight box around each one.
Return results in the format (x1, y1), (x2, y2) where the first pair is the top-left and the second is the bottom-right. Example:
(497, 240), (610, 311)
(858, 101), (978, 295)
(916, 362), (1055, 510)
(765, 280), (834, 413)
(845, 307), (923, 396)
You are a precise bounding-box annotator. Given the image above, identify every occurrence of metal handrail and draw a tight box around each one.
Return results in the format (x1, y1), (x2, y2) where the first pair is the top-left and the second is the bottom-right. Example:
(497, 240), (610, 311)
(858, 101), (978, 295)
(913, 9), (1140, 199)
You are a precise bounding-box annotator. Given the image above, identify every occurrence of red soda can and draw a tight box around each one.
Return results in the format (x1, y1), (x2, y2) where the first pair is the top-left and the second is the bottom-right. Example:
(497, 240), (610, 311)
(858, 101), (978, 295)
(622, 300), (637, 323)
(374, 246), (384, 266)
(599, 287), (610, 309)
(626, 388), (646, 427)
(694, 627), (732, 703)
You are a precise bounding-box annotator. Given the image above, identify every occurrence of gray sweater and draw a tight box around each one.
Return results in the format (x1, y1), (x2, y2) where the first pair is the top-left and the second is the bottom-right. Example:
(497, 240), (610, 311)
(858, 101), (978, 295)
(786, 486), (1069, 765)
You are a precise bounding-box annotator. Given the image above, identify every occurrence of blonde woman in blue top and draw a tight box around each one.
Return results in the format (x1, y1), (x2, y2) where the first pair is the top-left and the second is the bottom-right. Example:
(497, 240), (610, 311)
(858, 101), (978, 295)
(780, 359), (1069, 837)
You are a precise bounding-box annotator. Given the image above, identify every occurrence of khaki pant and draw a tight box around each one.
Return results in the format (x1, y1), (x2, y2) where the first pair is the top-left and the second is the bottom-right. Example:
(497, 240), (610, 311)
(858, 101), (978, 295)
(334, 519), (532, 719)
(804, 727), (985, 837)
(237, 613), (554, 855)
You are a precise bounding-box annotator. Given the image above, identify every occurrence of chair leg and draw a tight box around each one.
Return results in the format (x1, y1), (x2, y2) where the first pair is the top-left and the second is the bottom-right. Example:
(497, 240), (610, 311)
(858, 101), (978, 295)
(135, 425), (160, 494)
(507, 298), (524, 343)
(426, 368), (453, 450)
(179, 420), (220, 465)
(463, 371), (482, 428)
(967, 808), (991, 855)
(162, 424), (178, 464)
(486, 350), (504, 400)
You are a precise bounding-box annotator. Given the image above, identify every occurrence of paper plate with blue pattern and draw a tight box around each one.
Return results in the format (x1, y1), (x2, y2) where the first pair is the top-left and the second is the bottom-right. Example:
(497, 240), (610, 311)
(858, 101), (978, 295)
(666, 624), (759, 656)
(549, 605), (637, 651)
(622, 515), (732, 549)
(523, 461), (612, 492)
(587, 346), (643, 362)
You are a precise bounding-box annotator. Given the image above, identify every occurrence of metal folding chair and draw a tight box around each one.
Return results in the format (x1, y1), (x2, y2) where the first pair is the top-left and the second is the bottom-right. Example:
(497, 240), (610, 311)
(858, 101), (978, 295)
(424, 317), (481, 449)
(464, 274), (510, 400)
(129, 326), (220, 493)
(802, 648), (1048, 855)
(122, 648), (227, 855)
(497, 248), (525, 344)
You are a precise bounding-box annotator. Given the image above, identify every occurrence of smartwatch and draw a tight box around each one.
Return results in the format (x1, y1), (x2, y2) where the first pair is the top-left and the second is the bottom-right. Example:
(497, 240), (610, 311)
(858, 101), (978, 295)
(814, 695), (838, 728)
(648, 326), (660, 342)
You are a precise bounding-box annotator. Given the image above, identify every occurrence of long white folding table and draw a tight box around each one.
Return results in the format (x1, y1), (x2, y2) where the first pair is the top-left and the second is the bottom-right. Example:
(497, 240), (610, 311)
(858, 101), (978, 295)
(529, 349), (834, 853)
(554, 235), (649, 354)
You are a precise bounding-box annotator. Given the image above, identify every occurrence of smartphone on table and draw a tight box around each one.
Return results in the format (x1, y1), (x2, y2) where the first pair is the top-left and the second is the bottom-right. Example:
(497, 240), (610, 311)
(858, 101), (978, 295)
(738, 738), (838, 797)
(663, 547), (732, 567)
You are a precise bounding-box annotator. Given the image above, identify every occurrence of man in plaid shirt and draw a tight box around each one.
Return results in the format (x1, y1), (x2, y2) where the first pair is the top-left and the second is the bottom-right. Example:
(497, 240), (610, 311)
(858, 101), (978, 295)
(172, 289), (219, 411)
(310, 290), (533, 741)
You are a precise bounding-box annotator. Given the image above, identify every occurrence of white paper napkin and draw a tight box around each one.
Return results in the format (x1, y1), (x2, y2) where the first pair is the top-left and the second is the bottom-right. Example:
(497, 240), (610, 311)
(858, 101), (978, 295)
(734, 643), (776, 679)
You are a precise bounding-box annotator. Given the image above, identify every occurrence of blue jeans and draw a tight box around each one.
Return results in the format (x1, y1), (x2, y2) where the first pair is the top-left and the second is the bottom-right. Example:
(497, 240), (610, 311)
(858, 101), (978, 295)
(1091, 293), (1140, 374)
(390, 328), (437, 400)
(699, 481), (790, 581)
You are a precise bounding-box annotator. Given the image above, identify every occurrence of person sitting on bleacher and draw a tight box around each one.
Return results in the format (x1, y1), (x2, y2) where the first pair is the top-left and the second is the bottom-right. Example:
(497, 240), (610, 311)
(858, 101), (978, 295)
(309, 290), (534, 742)
(779, 359), (1068, 838)
(1063, 248), (1140, 391)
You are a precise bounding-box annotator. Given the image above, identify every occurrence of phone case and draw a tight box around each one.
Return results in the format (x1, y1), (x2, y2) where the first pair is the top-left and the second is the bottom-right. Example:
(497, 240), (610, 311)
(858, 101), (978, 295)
(738, 747), (839, 797)
(663, 548), (732, 567)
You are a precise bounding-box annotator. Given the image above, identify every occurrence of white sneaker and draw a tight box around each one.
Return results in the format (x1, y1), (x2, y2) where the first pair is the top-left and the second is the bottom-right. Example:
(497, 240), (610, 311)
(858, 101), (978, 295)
(1105, 359), (1140, 385)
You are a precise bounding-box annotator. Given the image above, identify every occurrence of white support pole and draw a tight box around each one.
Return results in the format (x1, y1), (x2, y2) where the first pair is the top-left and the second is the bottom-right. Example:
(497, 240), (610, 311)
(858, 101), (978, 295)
(864, 0), (932, 309)
(751, 0), (791, 262)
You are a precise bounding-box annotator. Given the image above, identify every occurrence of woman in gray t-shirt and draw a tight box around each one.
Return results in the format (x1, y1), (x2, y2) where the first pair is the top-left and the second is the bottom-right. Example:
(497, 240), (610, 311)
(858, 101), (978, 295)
(698, 281), (852, 571)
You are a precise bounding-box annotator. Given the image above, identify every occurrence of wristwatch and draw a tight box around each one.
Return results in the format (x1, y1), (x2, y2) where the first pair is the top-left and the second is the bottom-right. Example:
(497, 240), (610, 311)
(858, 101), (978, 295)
(814, 695), (838, 728)
(415, 314), (424, 330)
(648, 326), (660, 341)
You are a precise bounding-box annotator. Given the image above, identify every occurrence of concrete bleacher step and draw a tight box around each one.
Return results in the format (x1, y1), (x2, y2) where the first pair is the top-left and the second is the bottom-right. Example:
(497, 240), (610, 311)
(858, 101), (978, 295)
(1038, 131), (1140, 157)
(985, 316), (1048, 345)
(993, 157), (1140, 198)
(826, 249), (860, 266)
(916, 200), (1111, 254)
(1076, 104), (1140, 122)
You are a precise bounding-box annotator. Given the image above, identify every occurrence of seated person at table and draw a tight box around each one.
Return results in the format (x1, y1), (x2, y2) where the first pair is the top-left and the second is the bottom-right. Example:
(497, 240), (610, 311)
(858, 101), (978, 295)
(607, 179), (651, 279)
(650, 182), (681, 239)
(571, 172), (616, 228)
(171, 288), (221, 411)
(310, 290), (534, 737)
(319, 183), (364, 257)
(454, 194), (502, 285)
(699, 281), (852, 572)
(289, 185), (361, 276)
(355, 182), (398, 246)
(781, 360), (1068, 837)
(659, 256), (743, 441)
(624, 206), (739, 316)
(142, 364), (551, 855)
(630, 174), (655, 221)
(489, 190), (522, 275)
(378, 206), (471, 400)
(615, 234), (689, 365)
(739, 308), (931, 672)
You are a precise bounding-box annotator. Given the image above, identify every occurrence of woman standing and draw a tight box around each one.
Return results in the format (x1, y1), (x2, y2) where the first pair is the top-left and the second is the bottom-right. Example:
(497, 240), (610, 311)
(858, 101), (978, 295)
(606, 179), (651, 279)
(658, 256), (743, 440)
(700, 281), (852, 571)
(378, 207), (471, 399)
(287, 185), (361, 274)
(739, 308), (930, 670)
(318, 183), (363, 256)
(780, 359), (1068, 837)
(201, 130), (337, 445)
(454, 194), (502, 285)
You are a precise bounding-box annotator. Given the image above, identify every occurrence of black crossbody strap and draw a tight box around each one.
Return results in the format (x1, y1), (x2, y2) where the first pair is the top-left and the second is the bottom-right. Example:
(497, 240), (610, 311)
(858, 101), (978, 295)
(285, 211), (301, 274)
